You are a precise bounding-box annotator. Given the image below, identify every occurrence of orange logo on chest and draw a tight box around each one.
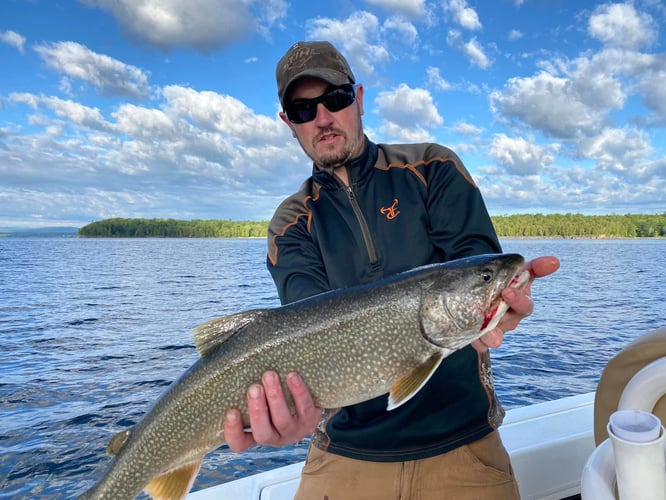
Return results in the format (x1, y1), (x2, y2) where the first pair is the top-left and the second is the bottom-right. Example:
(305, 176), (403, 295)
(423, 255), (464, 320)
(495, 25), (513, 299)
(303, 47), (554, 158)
(380, 199), (400, 220)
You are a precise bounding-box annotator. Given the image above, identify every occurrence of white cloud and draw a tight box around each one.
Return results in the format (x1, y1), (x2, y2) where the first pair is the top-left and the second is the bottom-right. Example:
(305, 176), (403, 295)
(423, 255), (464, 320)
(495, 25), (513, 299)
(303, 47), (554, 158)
(462, 38), (491, 68)
(0, 30), (26, 54)
(490, 71), (614, 139)
(488, 134), (559, 175)
(490, 35), (666, 137)
(256, 0), (289, 31)
(374, 83), (442, 141)
(41, 96), (111, 132)
(112, 104), (176, 140)
(426, 66), (453, 91)
(443, 0), (482, 31)
(380, 121), (434, 142)
(81, 0), (281, 52)
(162, 86), (285, 144)
(508, 29), (523, 41)
(577, 127), (654, 176)
(382, 15), (419, 47)
(588, 3), (658, 50)
(2, 82), (308, 226)
(306, 12), (390, 79)
(453, 121), (483, 136)
(34, 42), (150, 99)
(446, 30), (492, 69)
(639, 67), (666, 124)
(364, 0), (426, 18)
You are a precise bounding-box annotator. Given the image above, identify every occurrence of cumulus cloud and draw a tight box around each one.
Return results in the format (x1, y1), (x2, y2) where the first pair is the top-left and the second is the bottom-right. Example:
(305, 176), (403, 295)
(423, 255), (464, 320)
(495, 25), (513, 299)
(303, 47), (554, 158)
(112, 104), (176, 140)
(81, 0), (285, 52)
(490, 30), (666, 139)
(443, 0), (482, 31)
(0, 30), (26, 53)
(374, 83), (442, 141)
(34, 42), (150, 99)
(462, 37), (491, 68)
(447, 30), (492, 69)
(488, 134), (559, 175)
(639, 67), (666, 124)
(162, 86), (285, 144)
(588, 3), (658, 49)
(578, 127), (654, 176)
(306, 12), (391, 79)
(490, 71), (615, 139)
(453, 121), (483, 136)
(3, 1), (665, 226)
(364, 0), (426, 18)
(426, 66), (453, 91)
(2, 82), (306, 224)
(382, 15), (419, 47)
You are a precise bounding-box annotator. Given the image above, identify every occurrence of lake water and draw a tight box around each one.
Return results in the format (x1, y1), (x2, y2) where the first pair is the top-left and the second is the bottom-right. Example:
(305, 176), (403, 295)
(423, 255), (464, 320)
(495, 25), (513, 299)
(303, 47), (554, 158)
(1, 237), (664, 498)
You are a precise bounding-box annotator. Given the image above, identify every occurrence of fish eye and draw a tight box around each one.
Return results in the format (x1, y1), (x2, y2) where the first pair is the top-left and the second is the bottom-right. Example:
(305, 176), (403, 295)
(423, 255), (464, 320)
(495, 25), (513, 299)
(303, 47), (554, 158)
(481, 269), (493, 282)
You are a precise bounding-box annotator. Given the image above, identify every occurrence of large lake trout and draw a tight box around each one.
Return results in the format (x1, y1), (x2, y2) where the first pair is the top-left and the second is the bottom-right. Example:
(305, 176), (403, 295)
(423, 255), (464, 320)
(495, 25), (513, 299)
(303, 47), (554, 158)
(79, 253), (530, 500)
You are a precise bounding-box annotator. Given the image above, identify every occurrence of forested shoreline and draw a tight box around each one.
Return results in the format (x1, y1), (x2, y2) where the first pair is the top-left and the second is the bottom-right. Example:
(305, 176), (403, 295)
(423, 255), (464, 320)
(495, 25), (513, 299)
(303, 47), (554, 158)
(77, 214), (666, 239)
(78, 218), (269, 238)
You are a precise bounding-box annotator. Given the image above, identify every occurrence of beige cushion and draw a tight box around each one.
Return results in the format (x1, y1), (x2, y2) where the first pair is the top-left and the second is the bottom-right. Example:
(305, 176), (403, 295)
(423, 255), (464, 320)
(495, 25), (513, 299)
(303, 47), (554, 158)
(594, 327), (666, 445)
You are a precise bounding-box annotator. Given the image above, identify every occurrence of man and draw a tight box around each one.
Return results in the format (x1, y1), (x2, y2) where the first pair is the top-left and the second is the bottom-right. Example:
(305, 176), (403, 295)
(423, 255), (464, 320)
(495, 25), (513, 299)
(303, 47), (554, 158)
(224, 41), (559, 499)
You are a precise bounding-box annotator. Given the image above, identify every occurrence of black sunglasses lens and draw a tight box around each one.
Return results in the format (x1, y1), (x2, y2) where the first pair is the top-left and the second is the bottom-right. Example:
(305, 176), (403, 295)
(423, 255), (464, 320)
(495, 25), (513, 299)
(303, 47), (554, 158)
(324, 87), (355, 112)
(287, 101), (317, 124)
(286, 85), (355, 124)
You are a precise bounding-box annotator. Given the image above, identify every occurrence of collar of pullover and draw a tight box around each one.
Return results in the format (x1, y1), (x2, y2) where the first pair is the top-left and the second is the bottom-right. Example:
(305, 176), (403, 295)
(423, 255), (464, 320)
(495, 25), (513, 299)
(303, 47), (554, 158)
(311, 135), (377, 190)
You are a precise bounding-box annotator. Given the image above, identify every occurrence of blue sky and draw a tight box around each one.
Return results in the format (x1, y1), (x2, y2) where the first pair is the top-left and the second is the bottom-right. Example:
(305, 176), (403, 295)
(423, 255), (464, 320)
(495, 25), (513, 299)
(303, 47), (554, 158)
(1, 0), (665, 228)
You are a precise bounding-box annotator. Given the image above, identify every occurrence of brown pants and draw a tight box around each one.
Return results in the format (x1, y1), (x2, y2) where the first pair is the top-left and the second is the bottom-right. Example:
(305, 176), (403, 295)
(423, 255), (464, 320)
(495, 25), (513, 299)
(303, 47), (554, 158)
(294, 431), (520, 500)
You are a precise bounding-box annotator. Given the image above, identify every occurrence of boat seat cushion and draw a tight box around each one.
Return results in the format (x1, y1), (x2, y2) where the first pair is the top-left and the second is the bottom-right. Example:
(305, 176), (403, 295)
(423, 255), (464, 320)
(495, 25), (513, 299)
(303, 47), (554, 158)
(594, 326), (666, 445)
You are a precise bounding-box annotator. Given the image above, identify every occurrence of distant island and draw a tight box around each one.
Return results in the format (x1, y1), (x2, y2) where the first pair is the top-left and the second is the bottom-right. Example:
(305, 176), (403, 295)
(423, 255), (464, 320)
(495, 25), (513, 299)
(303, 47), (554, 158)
(78, 218), (269, 238)
(76, 214), (666, 239)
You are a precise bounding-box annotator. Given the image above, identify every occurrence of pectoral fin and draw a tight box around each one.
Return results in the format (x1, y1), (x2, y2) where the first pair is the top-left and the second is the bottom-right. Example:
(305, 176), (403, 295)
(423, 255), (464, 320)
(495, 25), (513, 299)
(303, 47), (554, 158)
(387, 353), (444, 411)
(106, 429), (130, 456)
(144, 459), (203, 500)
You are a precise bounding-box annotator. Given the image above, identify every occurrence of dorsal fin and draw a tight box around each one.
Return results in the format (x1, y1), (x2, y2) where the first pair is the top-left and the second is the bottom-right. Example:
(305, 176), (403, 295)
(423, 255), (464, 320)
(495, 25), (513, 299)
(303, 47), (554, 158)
(144, 459), (203, 500)
(192, 310), (266, 357)
(387, 353), (444, 411)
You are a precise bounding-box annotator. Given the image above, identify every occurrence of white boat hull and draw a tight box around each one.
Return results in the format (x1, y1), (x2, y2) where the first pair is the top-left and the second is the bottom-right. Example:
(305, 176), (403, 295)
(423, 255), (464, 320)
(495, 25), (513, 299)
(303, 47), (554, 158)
(189, 392), (596, 500)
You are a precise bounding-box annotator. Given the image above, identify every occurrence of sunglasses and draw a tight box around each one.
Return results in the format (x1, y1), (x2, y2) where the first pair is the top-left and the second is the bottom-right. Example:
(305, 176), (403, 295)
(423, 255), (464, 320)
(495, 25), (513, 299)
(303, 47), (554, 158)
(285, 84), (356, 124)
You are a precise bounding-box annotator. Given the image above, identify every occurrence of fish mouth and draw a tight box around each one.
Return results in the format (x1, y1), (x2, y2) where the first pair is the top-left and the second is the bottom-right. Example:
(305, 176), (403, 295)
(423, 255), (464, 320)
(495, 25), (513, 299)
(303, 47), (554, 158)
(480, 268), (531, 335)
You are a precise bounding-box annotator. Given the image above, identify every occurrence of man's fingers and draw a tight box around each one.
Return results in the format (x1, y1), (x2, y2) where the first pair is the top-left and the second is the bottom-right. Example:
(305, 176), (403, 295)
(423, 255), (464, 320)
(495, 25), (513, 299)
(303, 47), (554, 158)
(224, 409), (256, 452)
(286, 372), (322, 431)
(502, 287), (533, 318)
(527, 256), (560, 279)
(262, 371), (297, 436)
(246, 381), (282, 444)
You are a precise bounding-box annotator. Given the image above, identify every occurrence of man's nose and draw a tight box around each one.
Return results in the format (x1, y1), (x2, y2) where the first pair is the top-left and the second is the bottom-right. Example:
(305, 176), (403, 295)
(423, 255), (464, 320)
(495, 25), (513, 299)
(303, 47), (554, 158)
(314, 102), (334, 127)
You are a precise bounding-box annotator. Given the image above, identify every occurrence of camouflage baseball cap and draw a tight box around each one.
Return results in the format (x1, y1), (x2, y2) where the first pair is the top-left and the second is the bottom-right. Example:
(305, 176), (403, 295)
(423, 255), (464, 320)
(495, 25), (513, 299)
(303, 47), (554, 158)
(276, 41), (355, 108)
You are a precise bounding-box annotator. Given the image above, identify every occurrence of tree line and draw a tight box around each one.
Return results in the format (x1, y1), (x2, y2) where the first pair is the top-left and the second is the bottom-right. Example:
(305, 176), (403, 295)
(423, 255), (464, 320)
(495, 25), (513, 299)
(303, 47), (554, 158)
(77, 214), (666, 239)
(491, 213), (666, 238)
(78, 218), (269, 238)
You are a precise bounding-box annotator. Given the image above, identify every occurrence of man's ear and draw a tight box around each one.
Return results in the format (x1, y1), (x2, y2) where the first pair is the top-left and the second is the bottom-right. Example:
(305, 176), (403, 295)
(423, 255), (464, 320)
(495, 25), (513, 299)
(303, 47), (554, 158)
(279, 111), (297, 138)
(355, 84), (364, 117)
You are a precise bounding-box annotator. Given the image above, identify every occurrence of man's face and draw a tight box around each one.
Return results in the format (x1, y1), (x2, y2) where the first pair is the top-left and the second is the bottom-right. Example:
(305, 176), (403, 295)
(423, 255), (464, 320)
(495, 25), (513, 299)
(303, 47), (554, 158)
(280, 77), (365, 170)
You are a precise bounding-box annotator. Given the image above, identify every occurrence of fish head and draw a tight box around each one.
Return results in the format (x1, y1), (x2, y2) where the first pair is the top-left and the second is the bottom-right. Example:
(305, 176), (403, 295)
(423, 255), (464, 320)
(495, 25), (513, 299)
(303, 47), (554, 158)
(420, 253), (527, 350)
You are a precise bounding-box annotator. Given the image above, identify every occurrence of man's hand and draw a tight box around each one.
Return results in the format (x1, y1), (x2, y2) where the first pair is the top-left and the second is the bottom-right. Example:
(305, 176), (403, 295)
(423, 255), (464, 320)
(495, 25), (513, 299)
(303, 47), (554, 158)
(472, 255), (560, 353)
(223, 371), (323, 453)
